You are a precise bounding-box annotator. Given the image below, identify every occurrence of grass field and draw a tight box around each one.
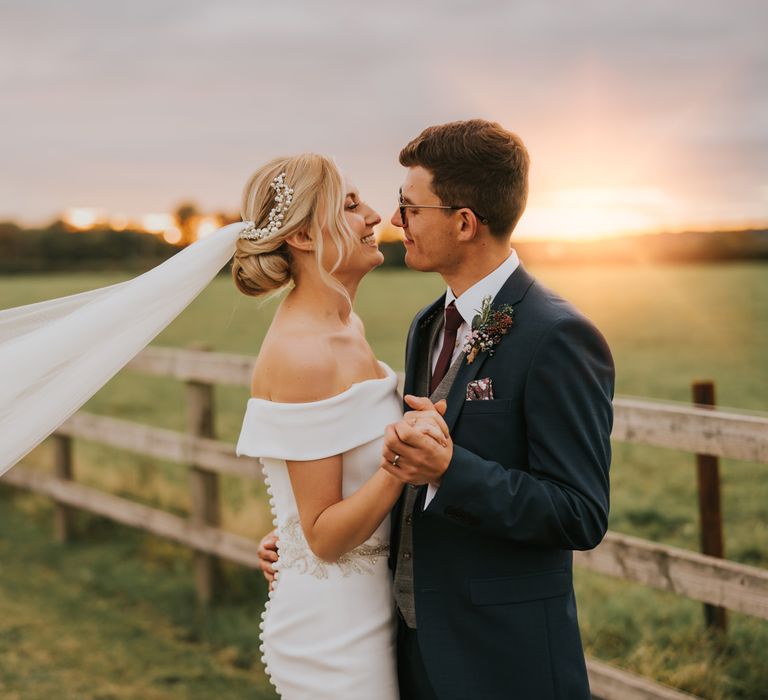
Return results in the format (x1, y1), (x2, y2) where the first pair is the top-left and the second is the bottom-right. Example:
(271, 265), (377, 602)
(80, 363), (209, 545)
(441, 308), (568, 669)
(1, 262), (767, 699)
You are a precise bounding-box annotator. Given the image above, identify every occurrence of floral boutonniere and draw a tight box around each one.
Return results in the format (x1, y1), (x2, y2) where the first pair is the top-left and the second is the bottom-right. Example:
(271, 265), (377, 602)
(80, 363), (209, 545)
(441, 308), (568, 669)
(462, 295), (515, 364)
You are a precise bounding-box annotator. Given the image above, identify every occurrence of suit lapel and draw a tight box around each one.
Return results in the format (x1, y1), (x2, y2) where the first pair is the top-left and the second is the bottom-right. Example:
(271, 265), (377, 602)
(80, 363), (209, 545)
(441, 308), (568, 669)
(403, 295), (445, 398)
(443, 263), (536, 433)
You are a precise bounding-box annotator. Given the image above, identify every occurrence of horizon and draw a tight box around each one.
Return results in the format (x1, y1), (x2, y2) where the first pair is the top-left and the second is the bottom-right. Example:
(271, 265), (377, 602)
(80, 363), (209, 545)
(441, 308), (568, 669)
(5, 209), (766, 247)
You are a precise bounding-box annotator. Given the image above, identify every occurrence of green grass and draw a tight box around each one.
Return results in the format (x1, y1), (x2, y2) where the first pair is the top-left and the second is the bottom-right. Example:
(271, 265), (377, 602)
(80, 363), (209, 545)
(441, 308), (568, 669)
(1, 262), (767, 699)
(0, 491), (273, 700)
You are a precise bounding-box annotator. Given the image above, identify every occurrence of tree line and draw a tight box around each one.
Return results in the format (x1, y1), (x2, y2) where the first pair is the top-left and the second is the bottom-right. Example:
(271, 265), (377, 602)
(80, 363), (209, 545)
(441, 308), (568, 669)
(1, 220), (766, 274)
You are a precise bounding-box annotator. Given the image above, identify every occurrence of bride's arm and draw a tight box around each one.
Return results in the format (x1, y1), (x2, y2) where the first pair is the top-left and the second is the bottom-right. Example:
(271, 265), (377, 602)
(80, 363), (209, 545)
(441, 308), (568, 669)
(287, 457), (403, 562)
(288, 412), (448, 562)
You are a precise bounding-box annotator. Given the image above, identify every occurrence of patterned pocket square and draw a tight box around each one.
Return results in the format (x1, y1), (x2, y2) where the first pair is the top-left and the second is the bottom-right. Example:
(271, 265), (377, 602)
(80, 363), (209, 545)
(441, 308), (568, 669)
(466, 377), (494, 400)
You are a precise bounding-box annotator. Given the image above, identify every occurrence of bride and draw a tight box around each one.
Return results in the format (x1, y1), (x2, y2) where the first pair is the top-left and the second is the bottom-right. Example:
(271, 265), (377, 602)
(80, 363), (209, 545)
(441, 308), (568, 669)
(233, 153), (446, 699)
(0, 152), (446, 699)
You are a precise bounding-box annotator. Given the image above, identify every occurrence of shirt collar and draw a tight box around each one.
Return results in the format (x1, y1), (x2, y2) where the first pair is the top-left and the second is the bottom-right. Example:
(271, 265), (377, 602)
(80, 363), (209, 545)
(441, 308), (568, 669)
(445, 249), (521, 325)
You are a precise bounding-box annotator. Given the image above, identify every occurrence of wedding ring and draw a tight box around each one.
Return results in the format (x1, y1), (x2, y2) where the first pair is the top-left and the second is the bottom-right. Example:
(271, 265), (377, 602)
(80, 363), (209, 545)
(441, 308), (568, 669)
(391, 453), (401, 467)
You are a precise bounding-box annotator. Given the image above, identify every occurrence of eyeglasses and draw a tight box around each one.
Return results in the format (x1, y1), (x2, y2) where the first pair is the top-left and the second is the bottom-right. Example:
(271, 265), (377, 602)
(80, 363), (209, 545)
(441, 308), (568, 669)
(398, 188), (489, 228)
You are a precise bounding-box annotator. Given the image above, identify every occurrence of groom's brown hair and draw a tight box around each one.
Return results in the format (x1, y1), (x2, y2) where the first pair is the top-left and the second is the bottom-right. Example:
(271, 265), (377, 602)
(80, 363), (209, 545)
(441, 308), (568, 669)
(399, 119), (530, 237)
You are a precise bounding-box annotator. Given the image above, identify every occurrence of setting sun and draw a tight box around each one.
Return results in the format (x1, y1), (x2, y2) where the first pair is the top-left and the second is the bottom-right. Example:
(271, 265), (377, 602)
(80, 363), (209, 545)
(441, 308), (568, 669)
(519, 187), (667, 241)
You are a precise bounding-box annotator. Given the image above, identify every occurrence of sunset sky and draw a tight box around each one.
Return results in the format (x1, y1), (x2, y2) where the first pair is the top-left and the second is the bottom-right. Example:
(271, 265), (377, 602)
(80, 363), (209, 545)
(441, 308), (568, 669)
(1, 1), (766, 240)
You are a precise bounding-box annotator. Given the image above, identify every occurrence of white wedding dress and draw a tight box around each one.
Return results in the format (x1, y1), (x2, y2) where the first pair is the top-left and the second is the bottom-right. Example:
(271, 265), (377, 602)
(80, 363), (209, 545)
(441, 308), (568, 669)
(236, 361), (402, 700)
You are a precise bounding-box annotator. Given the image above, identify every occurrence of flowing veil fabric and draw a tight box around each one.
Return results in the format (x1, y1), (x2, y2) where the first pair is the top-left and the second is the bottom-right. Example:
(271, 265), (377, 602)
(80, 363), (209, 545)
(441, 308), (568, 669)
(0, 222), (245, 477)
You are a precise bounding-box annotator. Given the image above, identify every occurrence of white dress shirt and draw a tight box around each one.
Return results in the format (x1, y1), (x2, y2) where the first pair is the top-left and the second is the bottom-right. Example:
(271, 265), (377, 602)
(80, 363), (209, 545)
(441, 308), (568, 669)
(424, 249), (521, 508)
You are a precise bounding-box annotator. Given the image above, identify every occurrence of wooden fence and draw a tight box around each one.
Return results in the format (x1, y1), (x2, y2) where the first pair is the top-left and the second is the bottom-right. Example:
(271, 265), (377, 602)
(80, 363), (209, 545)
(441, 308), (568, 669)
(3, 346), (767, 700)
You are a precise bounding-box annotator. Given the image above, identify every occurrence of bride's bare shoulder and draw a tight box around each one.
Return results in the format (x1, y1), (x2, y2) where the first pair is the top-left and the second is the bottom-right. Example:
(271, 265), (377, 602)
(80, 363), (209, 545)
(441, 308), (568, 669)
(250, 325), (343, 403)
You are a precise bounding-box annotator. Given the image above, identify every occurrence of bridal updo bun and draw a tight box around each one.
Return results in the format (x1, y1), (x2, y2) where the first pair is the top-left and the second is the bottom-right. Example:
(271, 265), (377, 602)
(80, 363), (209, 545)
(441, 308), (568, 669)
(232, 153), (352, 298)
(231, 235), (292, 297)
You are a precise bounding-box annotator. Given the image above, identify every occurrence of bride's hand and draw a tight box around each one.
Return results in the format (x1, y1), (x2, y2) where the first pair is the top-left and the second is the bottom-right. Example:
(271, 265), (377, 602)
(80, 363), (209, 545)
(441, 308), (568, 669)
(402, 397), (449, 447)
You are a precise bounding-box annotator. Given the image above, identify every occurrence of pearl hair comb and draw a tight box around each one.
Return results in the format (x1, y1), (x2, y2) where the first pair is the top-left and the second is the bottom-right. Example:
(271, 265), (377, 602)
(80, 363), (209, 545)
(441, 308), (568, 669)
(240, 172), (294, 241)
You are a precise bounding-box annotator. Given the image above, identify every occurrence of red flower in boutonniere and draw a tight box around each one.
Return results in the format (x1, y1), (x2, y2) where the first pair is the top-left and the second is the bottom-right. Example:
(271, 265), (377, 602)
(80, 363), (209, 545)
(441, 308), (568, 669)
(462, 295), (515, 364)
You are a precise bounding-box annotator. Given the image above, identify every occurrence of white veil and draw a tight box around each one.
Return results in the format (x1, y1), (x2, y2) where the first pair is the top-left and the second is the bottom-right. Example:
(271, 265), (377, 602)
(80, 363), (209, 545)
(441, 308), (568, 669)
(0, 222), (246, 476)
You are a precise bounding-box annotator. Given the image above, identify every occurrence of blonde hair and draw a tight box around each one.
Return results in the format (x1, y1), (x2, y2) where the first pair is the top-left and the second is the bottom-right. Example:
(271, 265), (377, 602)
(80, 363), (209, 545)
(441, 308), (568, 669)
(231, 153), (355, 300)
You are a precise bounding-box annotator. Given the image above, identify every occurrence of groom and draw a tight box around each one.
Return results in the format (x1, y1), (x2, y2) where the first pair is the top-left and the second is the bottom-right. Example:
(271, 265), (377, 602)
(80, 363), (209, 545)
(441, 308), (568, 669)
(260, 119), (614, 699)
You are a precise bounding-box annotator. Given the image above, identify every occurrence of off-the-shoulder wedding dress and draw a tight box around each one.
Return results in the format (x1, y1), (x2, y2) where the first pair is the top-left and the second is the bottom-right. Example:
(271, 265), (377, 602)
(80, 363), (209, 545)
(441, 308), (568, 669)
(236, 361), (402, 700)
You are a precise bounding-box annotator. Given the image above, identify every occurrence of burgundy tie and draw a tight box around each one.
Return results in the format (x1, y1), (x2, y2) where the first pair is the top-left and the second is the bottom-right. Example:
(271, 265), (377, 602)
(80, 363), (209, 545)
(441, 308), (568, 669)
(430, 301), (464, 394)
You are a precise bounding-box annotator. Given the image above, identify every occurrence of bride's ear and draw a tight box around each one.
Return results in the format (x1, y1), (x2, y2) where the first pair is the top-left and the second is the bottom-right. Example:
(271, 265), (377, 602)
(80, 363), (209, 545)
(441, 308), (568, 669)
(284, 229), (314, 253)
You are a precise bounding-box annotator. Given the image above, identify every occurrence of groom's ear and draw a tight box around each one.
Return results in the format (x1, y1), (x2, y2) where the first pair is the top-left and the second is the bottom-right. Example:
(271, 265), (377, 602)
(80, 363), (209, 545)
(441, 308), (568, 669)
(456, 208), (479, 242)
(284, 229), (314, 253)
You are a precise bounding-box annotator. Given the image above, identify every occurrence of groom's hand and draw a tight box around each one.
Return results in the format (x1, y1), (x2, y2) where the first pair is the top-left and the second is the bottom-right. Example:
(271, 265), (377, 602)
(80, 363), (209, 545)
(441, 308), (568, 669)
(381, 396), (453, 486)
(402, 395), (450, 444)
(402, 396), (450, 446)
(257, 530), (279, 591)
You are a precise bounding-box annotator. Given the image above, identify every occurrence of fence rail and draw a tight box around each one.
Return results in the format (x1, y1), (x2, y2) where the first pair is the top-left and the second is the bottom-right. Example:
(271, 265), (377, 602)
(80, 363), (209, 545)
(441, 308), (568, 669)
(2, 466), (263, 568)
(4, 345), (768, 700)
(574, 532), (768, 620)
(56, 412), (261, 479)
(612, 397), (768, 463)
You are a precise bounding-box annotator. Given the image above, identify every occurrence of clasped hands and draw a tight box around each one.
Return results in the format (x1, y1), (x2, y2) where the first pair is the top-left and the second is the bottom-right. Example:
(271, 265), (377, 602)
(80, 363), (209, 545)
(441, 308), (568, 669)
(380, 395), (453, 486)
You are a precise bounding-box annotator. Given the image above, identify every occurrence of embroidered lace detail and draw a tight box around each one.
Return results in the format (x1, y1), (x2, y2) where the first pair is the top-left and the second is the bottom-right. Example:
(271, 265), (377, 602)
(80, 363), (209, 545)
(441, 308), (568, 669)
(278, 515), (389, 579)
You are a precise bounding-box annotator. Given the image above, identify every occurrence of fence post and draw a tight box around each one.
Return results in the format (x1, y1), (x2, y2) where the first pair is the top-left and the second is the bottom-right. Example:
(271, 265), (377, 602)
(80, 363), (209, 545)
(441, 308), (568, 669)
(187, 345), (222, 605)
(692, 380), (727, 633)
(53, 434), (75, 542)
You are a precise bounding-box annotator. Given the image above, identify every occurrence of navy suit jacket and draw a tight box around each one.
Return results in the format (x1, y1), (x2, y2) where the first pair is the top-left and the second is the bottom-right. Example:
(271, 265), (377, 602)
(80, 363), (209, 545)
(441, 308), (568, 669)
(389, 264), (615, 699)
